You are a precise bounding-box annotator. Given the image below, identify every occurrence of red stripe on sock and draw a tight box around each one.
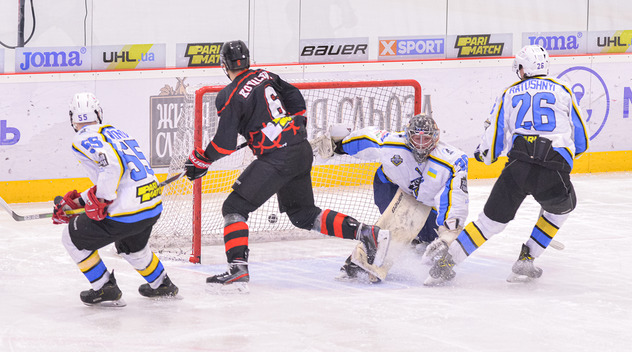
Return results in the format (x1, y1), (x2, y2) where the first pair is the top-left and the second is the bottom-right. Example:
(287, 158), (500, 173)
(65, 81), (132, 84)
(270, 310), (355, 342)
(320, 209), (330, 234)
(224, 221), (248, 235)
(225, 237), (248, 252)
(333, 212), (345, 238)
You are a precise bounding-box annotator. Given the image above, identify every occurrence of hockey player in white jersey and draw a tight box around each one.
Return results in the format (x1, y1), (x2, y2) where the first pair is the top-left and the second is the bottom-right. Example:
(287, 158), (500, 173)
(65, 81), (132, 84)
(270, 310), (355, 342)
(53, 92), (178, 306)
(426, 45), (589, 285)
(332, 113), (469, 282)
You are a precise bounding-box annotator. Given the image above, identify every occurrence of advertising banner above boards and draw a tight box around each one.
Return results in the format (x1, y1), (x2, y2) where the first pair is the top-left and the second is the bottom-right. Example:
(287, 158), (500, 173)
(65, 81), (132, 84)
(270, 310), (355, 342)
(378, 36), (446, 60)
(446, 33), (513, 58)
(176, 42), (224, 68)
(587, 30), (632, 54)
(13, 44), (167, 73)
(15, 46), (92, 73)
(299, 37), (369, 63)
(522, 31), (587, 55)
(91, 44), (166, 70)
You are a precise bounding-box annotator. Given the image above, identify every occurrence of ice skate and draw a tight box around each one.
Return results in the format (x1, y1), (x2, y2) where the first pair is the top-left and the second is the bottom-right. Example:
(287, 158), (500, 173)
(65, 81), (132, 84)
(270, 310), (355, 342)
(507, 244), (543, 283)
(335, 256), (381, 284)
(355, 223), (390, 267)
(424, 249), (456, 286)
(139, 274), (179, 298)
(206, 261), (250, 294)
(80, 271), (126, 307)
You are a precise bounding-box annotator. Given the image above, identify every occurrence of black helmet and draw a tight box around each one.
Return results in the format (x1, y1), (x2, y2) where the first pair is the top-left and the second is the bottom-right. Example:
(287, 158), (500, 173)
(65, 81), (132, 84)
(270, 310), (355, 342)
(220, 40), (250, 71)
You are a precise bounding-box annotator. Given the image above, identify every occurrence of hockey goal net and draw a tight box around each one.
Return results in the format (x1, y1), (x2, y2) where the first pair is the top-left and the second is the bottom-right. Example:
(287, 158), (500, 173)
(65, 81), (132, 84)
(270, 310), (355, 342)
(151, 79), (421, 263)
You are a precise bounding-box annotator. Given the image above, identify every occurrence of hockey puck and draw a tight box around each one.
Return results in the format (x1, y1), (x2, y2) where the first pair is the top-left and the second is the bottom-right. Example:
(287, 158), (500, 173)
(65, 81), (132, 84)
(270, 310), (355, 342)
(267, 214), (278, 223)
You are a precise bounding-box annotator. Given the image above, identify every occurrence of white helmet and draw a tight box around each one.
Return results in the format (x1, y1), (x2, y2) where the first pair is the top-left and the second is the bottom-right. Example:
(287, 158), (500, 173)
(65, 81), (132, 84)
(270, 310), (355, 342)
(405, 113), (440, 163)
(69, 92), (103, 131)
(512, 45), (549, 79)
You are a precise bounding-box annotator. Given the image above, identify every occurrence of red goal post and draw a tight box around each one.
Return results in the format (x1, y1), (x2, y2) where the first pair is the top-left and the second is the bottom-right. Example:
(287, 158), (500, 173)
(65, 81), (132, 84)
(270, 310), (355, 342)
(151, 79), (422, 263)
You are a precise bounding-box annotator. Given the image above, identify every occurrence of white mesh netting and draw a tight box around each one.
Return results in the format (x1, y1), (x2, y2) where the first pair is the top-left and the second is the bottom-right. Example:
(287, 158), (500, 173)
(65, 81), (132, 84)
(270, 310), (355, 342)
(150, 80), (420, 260)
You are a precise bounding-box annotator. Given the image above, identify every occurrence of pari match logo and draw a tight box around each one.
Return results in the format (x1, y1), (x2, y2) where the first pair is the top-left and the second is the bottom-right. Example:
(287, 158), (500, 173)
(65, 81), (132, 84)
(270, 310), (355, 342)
(184, 43), (223, 67)
(454, 34), (504, 57)
(556, 66), (609, 140)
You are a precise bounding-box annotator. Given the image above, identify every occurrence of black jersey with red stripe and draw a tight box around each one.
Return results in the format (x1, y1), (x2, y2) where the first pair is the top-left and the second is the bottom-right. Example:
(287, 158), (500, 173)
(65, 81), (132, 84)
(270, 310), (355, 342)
(204, 69), (308, 159)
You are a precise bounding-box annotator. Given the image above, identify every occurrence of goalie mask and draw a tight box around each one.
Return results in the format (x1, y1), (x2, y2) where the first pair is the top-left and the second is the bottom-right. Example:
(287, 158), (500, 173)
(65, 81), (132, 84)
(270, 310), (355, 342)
(512, 45), (549, 79)
(405, 114), (440, 163)
(220, 40), (250, 77)
(69, 92), (103, 132)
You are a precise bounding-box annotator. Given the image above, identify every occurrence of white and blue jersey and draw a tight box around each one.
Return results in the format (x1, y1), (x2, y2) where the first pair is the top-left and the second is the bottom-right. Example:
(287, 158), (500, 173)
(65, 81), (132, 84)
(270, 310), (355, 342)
(478, 76), (589, 169)
(72, 124), (162, 223)
(340, 127), (469, 228)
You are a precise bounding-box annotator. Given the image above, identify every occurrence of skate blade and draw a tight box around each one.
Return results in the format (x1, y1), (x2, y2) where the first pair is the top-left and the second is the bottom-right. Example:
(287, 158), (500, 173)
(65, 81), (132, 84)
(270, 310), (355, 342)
(83, 298), (127, 307)
(423, 276), (451, 287)
(334, 270), (381, 284)
(506, 273), (537, 283)
(144, 293), (183, 301)
(205, 282), (250, 295)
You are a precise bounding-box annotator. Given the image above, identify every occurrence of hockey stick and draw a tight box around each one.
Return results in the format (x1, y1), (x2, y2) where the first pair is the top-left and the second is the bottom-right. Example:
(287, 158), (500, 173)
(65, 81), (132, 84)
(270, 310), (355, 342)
(0, 196), (85, 222)
(1, 172), (186, 222)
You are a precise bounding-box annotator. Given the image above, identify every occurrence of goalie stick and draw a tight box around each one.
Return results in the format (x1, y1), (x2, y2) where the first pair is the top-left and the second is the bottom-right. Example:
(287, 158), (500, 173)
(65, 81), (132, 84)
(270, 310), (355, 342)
(0, 172), (186, 222)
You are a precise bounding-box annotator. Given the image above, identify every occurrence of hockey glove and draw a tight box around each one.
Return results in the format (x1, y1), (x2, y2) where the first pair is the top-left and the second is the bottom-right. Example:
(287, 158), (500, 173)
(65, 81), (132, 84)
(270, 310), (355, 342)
(52, 190), (84, 225)
(474, 146), (487, 163)
(85, 186), (112, 221)
(185, 147), (212, 181)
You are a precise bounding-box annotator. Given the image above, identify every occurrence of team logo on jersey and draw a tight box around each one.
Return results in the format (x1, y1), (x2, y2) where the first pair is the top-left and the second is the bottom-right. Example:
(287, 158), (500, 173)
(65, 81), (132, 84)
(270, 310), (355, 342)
(556, 66), (609, 140)
(97, 152), (109, 167)
(391, 154), (403, 166)
(454, 35), (504, 57)
(136, 181), (161, 203)
(408, 167), (424, 198)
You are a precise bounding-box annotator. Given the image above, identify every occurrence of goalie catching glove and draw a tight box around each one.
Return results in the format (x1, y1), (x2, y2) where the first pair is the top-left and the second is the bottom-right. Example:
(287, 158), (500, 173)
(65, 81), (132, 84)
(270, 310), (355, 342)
(185, 147), (213, 181)
(85, 186), (112, 221)
(52, 190), (84, 224)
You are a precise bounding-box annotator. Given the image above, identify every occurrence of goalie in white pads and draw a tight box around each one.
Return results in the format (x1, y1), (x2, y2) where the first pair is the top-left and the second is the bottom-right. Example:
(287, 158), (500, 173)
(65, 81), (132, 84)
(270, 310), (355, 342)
(54, 92), (178, 306)
(330, 113), (469, 282)
(426, 45), (589, 286)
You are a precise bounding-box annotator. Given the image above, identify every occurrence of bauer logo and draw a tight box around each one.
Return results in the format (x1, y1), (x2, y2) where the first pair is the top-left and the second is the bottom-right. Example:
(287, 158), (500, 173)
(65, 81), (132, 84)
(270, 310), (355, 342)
(176, 42), (223, 67)
(15, 46), (90, 73)
(299, 37), (369, 63)
(92, 44), (166, 70)
(523, 32), (586, 55)
(586, 30), (632, 54)
(447, 33), (512, 58)
(378, 37), (445, 60)
(556, 66), (609, 141)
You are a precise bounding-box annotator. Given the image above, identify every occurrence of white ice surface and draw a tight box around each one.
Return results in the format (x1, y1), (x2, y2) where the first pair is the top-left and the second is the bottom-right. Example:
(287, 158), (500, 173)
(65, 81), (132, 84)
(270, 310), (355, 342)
(1, 173), (631, 352)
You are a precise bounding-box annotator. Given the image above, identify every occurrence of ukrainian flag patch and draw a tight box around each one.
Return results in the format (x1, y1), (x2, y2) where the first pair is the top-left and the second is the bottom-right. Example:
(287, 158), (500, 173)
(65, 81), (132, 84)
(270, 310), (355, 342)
(428, 167), (438, 178)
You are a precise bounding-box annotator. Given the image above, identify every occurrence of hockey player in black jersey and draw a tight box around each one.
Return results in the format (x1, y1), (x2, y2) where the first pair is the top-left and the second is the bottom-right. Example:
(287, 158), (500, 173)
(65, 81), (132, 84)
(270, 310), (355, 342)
(426, 45), (590, 285)
(185, 40), (390, 293)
